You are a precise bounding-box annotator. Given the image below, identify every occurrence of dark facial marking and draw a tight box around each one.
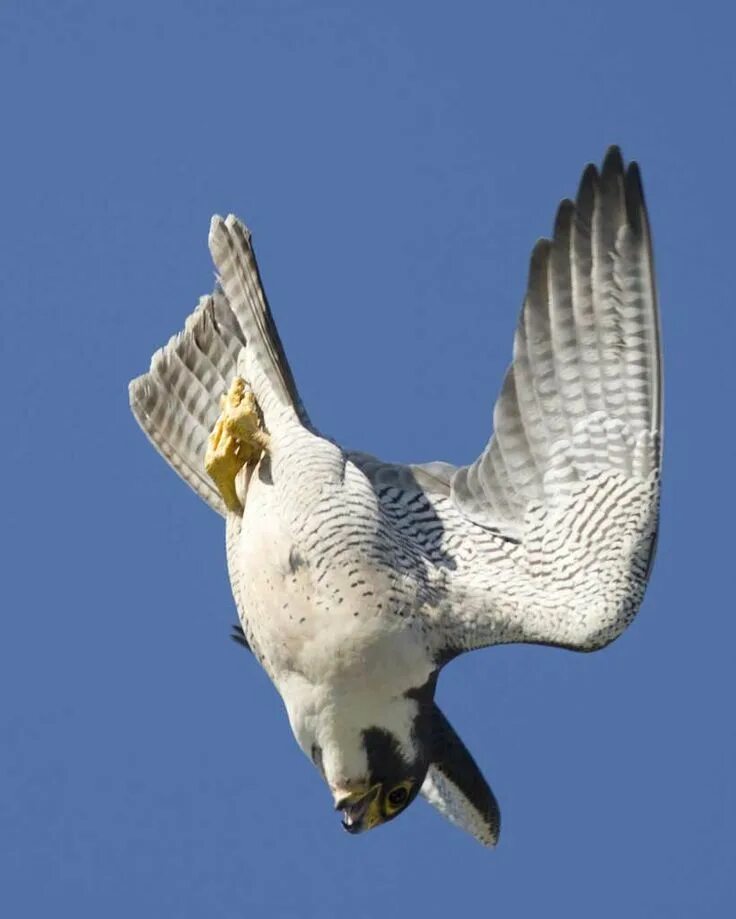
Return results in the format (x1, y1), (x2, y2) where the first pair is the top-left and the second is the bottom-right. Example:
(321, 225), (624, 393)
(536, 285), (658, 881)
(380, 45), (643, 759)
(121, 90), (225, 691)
(360, 727), (424, 820)
(361, 727), (412, 783)
(404, 670), (439, 746)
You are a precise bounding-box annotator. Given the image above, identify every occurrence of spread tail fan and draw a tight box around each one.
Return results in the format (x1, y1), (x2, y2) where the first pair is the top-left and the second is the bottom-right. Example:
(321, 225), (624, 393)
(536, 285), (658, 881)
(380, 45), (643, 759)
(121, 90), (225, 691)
(129, 217), (308, 514)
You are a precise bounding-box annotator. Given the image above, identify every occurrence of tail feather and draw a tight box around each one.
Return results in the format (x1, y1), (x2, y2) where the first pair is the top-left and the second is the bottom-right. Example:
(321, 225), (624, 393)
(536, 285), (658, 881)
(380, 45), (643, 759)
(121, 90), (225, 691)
(208, 215), (308, 424)
(129, 217), (307, 515)
(130, 295), (230, 515)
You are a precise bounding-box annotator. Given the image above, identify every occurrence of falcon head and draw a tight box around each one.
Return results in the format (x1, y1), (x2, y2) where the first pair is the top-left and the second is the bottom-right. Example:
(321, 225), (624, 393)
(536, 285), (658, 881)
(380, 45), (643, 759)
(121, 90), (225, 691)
(330, 726), (428, 834)
(280, 645), (500, 844)
(307, 680), (436, 836)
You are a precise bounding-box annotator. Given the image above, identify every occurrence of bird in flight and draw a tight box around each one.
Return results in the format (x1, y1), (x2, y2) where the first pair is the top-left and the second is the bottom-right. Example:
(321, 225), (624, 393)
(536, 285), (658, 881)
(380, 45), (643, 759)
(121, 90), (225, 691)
(130, 147), (662, 846)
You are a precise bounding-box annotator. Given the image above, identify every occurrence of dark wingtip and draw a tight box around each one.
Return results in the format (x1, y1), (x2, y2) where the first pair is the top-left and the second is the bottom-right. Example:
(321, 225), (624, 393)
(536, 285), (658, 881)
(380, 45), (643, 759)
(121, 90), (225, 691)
(599, 145), (627, 219)
(624, 160), (648, 232)
(602, 144), (625, 176)
(527, 238), (552, 305)
(576, 163), (599, 215)
(553, 198), (575, 241)
(483, 787), (502, 848)
(430, 704), (502, 847)
(532, 235), (552, 252)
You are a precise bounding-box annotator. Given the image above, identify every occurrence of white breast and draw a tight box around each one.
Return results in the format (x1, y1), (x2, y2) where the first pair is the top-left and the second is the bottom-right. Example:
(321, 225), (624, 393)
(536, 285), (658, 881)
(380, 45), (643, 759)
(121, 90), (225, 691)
(226, 462), (434, 697)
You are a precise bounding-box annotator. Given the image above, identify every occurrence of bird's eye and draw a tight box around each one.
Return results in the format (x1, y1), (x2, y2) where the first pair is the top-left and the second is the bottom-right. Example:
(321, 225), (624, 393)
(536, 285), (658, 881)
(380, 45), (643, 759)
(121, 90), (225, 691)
(385, 782), (412, 814)
(388, 787), (407, 806)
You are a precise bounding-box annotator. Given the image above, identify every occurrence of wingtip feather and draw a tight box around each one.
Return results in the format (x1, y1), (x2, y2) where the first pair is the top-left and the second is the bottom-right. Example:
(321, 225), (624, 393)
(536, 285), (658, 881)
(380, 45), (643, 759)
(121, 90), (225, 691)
(602, 144), (625, 178)
(552, 198), (575, 241)
(624, 161), (648, 234)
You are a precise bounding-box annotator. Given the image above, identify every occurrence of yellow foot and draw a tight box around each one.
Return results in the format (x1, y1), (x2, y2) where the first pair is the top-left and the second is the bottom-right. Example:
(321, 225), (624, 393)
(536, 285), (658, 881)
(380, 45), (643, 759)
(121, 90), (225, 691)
(205, 377), (270, 513)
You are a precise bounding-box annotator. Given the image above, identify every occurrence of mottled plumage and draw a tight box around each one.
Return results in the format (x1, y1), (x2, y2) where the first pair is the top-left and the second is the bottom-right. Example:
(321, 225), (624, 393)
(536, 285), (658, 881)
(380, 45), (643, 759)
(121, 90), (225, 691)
(129, 148), (661, 846)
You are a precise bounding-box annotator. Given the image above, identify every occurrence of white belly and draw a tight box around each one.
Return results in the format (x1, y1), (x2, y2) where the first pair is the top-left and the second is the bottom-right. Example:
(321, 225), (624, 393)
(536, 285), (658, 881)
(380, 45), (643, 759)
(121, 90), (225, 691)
(225, 463), (433, 696)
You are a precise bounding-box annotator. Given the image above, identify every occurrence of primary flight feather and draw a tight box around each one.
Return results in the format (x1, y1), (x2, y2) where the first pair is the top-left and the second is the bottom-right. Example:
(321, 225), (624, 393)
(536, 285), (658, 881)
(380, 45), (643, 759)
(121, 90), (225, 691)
(129, 147), (661, 846)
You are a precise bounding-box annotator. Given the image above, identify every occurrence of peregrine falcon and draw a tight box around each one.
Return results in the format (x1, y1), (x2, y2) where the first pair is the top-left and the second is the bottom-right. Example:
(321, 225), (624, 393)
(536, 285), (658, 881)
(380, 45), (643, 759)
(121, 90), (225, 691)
(129, 147), (661, 846)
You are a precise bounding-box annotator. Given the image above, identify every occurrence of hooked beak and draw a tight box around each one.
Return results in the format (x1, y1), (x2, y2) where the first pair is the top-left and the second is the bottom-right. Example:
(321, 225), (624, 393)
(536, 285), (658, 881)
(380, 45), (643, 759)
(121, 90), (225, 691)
(335, 784), (382, 835)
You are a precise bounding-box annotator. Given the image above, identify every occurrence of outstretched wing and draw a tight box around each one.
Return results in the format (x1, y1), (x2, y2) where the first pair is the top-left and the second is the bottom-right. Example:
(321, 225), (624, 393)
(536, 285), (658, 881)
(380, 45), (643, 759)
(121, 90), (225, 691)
(354, 147), (662, 655)
(421, 704), (501, 846)
(451, 146), (661, 539)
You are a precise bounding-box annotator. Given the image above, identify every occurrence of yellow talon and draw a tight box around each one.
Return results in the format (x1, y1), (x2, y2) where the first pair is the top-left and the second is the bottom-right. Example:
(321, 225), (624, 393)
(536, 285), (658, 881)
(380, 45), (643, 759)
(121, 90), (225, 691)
(205, 377), (269, 513)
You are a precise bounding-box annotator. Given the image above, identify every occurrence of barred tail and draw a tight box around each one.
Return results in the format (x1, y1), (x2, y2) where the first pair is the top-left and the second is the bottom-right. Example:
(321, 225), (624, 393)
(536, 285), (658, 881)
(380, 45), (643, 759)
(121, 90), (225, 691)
(129, 216), (307, 515)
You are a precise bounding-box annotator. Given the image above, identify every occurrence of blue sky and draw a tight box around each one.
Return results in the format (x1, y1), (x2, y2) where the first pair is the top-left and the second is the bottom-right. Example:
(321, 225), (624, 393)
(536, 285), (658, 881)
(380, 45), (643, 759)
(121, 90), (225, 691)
(1, 1), (734, 915)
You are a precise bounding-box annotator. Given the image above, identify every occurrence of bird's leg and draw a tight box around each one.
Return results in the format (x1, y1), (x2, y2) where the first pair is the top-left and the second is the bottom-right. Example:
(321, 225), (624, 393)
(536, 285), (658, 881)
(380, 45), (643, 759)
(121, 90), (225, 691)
(205, 376), (270, 513)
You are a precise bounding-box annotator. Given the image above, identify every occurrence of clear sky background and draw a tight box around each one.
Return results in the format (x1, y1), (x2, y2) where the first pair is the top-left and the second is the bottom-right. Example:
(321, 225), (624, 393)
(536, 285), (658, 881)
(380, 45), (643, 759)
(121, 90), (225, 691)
(1, 1), (734, 916)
